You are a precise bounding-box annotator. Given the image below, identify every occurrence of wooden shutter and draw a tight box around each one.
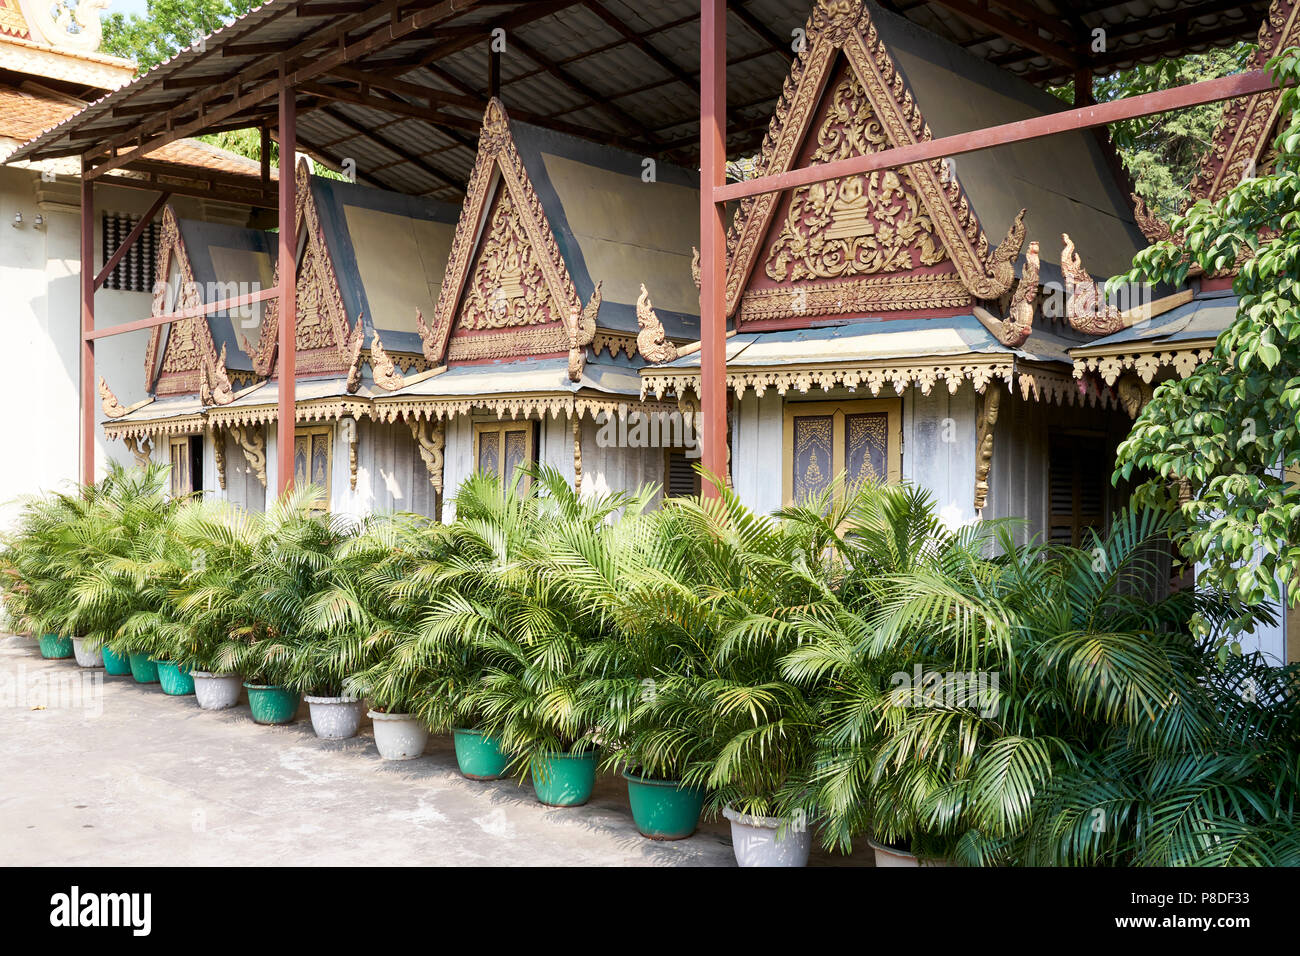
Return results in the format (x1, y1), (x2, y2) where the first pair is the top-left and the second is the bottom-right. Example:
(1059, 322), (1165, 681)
(1048, 435), (1106, 546)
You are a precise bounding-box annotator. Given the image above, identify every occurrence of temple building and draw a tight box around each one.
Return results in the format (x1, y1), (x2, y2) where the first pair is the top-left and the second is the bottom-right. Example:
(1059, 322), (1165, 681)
(640, 0), (1158, 542)
(98, 100), (705, 519)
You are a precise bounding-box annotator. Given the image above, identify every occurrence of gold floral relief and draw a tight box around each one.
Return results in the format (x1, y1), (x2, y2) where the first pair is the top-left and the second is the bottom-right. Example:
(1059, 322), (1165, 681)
(459, 187), (563, 331)
(764, 73), (946, 284)
(792, 414), (834, 502)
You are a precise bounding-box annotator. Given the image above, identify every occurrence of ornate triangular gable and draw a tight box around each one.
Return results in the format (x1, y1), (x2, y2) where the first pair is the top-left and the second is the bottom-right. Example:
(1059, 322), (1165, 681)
(246, 158), (360, 378)
(418, 99), (582, 365)
(725, 0), (1024, 325)
(143, 206), (231, 401)
(1190, 0), (1299, 204)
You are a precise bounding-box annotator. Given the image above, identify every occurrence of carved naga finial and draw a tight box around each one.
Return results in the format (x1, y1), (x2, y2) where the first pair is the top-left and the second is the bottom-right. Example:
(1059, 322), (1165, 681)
(636, 284), (678, 365)
(414, 308), (443, 367)
(579, 282), (601, 346)
(369, 329), (405, 391)
(1132, 194), (1175, 245)
(202, 344), (234, 406)
(967, 209), (1025, 299)
(99, 377), (128, 419)
(974, 240), (1040, 348)
(345, 318), (366, 393)
(1062, 233), (1125, 336)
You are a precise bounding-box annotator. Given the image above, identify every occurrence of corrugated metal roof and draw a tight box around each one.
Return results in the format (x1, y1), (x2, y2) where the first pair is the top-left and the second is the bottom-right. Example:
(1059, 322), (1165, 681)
(4, 0), (1266, 200)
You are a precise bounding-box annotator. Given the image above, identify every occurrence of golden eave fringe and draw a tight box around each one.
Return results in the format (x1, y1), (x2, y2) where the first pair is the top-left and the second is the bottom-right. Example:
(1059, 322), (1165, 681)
(1071, 341), (1217, 386)
(641, 359), (1117, 410)
(104, 392), (684, 439)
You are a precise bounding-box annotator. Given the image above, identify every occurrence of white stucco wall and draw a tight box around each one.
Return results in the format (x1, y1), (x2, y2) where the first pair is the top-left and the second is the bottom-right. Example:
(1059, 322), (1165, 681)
(0, 164), (251, 529)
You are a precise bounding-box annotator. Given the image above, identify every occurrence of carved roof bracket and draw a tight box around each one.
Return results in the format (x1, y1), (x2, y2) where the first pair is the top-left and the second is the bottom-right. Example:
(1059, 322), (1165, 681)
(973, 239), (1039, 347)
(636, 284), (679, 365)
(1061, 233), (1126, 336)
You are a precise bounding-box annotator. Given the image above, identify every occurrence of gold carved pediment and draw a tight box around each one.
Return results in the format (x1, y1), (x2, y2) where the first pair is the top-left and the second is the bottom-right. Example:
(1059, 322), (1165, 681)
(459, 186), (564, 331)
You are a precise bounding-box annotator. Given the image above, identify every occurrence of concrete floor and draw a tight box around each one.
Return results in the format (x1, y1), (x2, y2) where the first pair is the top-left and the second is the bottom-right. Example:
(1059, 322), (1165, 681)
(0, 635), (872, 866)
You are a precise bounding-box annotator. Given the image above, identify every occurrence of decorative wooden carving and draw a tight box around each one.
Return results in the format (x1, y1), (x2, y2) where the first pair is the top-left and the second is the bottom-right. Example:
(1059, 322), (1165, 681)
(691, 247), (701, 290)
(144, 206), (230, 397)
(636, 285), (678, 364)
(1117, 374), (1155, 419)
(568, 312), (585, 383)
(342, 418), (359, 491)
(415, 309), (438, 366)
(578, 282), (601, 347)
(1132, 194), (1175, 245)
(724, 0), (1023, 322)
(247, 159), (354, 377)
(1061, 234), (1125, 336)
(99, 377), (128, 419)
(424, 99), (581, 365)
(231, 425), (267, 488)
(1189, 0), (1299, 204)
(409, 417), (446, 495)
(123, 435), (153, 468)
(764, 73), (947, 283)
(573, 412), (583, 496)
(199, 344), (234, 406)
(974, 386), (1001, 513)
(212, 428), (227, 490)
(344, 318), (366, 394)
(369, 330), (406, 391)
(973, 240), (1039, 347)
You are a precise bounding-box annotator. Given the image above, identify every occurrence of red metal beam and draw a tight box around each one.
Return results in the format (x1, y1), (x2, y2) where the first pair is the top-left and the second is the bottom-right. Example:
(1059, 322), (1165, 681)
(82, 287), (280, 341)
(93, 191), (170, 291)
(277, 88), (297, 498)
(715, 68), (1281, 204)
(80, 170), (95, 486)
(699, 0), (727, 496)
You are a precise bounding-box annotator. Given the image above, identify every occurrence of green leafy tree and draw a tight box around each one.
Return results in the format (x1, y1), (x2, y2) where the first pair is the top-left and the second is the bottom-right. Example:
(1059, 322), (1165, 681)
(102, 0), (260, 72)
(1112, 49), (1300, 611)
(1052, 44), (1256, 221)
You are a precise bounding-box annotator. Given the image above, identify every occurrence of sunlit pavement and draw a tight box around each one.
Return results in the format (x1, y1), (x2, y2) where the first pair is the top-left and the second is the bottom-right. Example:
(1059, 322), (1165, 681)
(0, 636), (872, 866)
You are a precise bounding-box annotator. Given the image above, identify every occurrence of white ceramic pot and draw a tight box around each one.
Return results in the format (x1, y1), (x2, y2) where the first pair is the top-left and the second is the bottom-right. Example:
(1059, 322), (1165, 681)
(368, 710), (429, 760)
(71, 637), (103, 668)
(191, 671), (242, 711)
(868, 839), (951, 867)
(722, 807), (813, 867)
(306, 695), (364, 739)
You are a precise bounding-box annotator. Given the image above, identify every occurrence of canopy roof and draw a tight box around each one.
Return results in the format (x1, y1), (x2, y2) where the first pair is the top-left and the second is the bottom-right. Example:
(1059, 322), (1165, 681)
(3, 0), (1270, 202)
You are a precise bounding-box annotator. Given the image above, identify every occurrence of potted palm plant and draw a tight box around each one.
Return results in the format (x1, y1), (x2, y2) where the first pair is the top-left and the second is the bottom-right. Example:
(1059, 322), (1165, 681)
(211, 487), (339, 726)
(0, 487), (88, 662)
(427, 468), (643, 803)
(546, 497), (710, 838)
(291, 513), (424, 740)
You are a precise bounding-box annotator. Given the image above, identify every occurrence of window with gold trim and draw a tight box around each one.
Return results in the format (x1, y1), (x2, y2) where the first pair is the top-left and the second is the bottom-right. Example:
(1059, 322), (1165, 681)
(293, 425), (332, 508)
(473, 421), (536, 487)
(783, 399), (901, 505)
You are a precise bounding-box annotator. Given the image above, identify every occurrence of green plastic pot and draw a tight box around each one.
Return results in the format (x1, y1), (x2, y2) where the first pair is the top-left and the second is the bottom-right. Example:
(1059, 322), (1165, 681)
(101, 646), (132, 676)
(38, 634), (74, 659)
(532, 750), (598, 807)
(244, 683), (298, 725)
(128, 653), (159, 683)
(157, 661), (195, 696)
(453, 727), (510, 780)
(623, 770), (706, 840)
